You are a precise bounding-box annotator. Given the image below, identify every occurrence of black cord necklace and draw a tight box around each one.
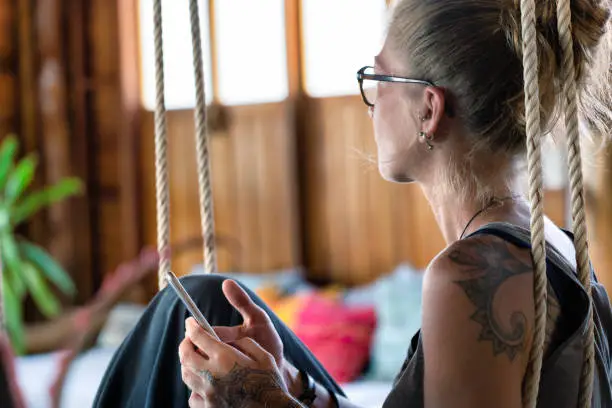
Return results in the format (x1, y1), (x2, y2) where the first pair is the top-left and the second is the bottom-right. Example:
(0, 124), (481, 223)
(459, 195), (521, 240)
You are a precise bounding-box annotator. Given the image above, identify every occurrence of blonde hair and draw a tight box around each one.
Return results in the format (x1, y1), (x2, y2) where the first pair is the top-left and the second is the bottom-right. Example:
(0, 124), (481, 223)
(388, 0), (612, 204)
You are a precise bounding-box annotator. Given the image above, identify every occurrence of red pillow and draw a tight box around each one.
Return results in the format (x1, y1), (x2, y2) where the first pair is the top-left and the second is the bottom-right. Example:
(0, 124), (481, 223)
(293, 294), (377, 383)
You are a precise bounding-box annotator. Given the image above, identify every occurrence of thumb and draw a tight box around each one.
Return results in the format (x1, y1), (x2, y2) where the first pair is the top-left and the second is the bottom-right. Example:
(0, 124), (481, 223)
(222, 279), (268, 325)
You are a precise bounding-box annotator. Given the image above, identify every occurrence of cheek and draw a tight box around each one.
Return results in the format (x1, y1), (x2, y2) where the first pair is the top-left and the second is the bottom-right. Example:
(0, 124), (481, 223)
(373, 98), (416, 154)
(372, 97), (421, 181)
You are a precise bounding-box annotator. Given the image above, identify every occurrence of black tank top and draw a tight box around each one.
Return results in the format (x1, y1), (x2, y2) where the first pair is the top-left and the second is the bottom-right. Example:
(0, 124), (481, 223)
(382, 223), (612, 408)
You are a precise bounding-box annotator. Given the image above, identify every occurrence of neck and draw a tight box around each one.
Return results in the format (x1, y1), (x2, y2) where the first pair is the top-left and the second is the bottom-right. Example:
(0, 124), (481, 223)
(419, 182), (522, 244)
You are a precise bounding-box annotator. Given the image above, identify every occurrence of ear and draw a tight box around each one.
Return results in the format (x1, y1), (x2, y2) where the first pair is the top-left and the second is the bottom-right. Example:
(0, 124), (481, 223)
(421, 87), (446, 135)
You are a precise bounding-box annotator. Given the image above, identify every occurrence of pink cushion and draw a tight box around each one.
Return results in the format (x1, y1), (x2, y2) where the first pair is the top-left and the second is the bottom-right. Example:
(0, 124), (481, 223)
(293, 294), (377, 383)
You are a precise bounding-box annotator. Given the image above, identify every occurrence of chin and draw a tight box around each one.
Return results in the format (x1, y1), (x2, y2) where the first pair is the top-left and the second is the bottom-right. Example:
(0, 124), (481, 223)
(378, 162), (414, 184)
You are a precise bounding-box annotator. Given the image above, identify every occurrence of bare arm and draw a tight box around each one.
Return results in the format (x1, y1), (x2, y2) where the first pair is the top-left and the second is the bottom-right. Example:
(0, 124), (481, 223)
(282, 360), (365, 408)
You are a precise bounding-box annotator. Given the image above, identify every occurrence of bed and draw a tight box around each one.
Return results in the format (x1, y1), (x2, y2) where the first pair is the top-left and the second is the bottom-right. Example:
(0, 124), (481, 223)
(16, 347), (392, 408)
(15, 264), (421, 407)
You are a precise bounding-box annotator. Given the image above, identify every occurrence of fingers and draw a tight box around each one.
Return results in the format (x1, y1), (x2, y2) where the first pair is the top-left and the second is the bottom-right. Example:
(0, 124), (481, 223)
(222, 280), (268, 324)
(186, 318), (227, 357)
(179, 337), (208, 370)
(230, 337), (275, 368)
(186, 318), (251, 368)
(182, 365), (205, 397)
(213, 325), (242, 343)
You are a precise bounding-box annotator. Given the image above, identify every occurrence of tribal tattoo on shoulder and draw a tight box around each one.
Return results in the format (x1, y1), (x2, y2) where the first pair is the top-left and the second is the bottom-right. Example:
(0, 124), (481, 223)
(449, 238), (533, 362)
(196, 364), (303, 408)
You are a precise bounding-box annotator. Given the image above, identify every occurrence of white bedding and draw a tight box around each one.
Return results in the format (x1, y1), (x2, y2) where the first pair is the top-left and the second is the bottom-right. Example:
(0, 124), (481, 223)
(342, 380), (392, 407)
(15, 348), (392, 408)
(15, 348), (116, 408)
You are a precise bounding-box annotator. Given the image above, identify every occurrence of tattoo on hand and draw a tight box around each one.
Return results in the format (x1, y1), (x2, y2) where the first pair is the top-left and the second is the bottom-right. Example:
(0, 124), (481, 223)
(450, 238), (531, 361)
(196, 364), (303, 408)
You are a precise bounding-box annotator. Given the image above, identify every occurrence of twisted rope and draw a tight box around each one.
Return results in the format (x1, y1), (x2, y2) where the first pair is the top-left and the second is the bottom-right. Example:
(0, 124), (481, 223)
(153, 0), (171, 289)
(556, 0), (594, 406)
(520, 0), (548, 406)
(188, 0), (217, 275)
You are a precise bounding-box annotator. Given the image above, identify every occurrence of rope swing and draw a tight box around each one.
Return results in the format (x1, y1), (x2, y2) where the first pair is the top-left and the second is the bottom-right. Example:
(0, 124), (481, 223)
(148, 0), (595, 406)
(152, 0), (217, 292)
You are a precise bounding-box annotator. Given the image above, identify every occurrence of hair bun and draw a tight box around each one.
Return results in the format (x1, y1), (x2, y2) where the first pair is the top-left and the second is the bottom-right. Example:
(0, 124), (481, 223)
(500, 0), (611, 132)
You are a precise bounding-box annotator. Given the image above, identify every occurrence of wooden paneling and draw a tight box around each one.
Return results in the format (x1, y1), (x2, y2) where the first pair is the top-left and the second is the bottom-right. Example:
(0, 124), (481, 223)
(89, 0), (141, 279)
(589, 146), (612, 290)
(285, 0), (304, 97)
(301, 96), (443, 284)
(116, 0), (142, 263)
(140, 102), (300, 280)
(301, 95), (568, 285)
(0, 0), (16, 138)
(34, 0), (96, 303)
(11, 0), (142, 305)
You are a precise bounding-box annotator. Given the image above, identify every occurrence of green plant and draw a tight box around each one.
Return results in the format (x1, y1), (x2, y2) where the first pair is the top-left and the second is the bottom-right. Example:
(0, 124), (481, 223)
(0, 135), (82, 354)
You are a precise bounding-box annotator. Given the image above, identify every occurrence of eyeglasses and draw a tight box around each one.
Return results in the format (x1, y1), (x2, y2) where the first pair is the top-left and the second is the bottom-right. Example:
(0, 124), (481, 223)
(356, 66), (436, 107)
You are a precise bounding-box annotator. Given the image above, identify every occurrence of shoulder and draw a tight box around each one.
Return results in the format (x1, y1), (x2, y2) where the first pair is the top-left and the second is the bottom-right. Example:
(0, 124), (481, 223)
(429, 233), (534, 282)
(420, 234), (534, 407)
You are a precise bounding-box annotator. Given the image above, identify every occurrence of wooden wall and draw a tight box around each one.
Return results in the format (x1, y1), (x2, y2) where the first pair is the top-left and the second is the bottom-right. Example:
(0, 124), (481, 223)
(139, 94), (568, 286)
(4, 0), (597, 306)
(90, 0), (141, 279)
(1, 0), (143, 310)
(301, 96), (444, 284)
(140, 104), (300, 282)
(0, 0), (15, 139)
(9, 0), (97, 306)
(300, 96), (567, 284)
(589, 147), (612, 290)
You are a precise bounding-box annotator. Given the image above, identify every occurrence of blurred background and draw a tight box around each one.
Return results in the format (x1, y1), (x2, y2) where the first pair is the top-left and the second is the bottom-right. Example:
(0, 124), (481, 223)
(1, 0), (611, 407)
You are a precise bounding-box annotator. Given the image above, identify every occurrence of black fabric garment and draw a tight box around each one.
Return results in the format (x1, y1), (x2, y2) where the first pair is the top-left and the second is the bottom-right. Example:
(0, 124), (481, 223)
(93, 274), (345, 408)
(0, 337), (23, 408)
(0, 358), (17, 408)
(383, 222), (612, 408)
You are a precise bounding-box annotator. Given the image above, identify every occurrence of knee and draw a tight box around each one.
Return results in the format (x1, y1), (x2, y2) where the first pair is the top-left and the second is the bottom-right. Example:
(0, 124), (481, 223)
(177, 274), (228, 301)
(174, 274), (243, 326)
(155, 273), (227, 308)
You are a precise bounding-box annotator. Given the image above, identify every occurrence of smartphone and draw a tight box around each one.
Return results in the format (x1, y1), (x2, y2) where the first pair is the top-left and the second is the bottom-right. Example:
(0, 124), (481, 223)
(165, 271), (221, 341)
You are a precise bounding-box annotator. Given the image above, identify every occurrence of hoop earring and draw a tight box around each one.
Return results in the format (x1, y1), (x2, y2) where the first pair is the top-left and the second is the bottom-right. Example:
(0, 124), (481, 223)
(419, 131), (434, 151)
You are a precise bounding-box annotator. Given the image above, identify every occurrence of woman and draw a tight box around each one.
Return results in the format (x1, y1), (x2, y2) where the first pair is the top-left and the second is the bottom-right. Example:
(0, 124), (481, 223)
(95, 0), (612, 407)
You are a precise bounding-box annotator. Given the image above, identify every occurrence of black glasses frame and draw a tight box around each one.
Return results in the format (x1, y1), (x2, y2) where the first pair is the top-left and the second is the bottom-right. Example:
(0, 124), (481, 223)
(356, 65), (436, 107)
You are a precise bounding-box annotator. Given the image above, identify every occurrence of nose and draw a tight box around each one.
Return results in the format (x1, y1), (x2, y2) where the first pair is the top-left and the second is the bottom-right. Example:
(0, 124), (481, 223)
(368, 105), (374, 119)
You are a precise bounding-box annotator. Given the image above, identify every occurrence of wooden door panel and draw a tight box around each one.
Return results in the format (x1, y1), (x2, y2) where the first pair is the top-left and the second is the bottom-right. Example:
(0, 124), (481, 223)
(140, 102), (299, 277)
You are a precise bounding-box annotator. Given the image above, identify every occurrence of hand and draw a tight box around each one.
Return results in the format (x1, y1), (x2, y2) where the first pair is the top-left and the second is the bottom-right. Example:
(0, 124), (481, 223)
(214, 280), (304, 399)
(214, 280), (284, 367)
(179, 318), (298, 408)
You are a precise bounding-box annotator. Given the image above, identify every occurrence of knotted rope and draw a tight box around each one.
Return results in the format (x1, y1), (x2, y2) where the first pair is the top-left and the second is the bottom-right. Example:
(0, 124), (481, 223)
(520, 1), (547, 406)
(153, 0), (171, 289)
(188, 0), (218, 276)
(556, 0), (594, 405)
(521, 0), (595, 406)
(153, 0), (217, 290)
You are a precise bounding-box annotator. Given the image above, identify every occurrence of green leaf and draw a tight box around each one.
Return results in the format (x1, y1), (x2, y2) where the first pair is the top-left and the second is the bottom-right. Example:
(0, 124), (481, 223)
(19, 240), (76, 296)
(12, 177), (83, 225)
(0, 232), (26, 298)
(21, 262), (61, 318)
(0, 135), (18, 192)
(3, 276), (25, 355)
(4, 154), (37, 204)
